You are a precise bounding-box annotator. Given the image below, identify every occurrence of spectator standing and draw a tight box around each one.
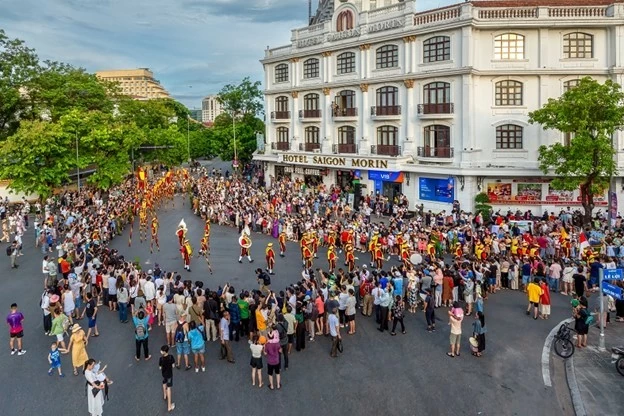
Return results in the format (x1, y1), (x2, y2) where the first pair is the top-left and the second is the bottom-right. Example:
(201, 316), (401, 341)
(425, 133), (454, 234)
(7, 303), (26, 355)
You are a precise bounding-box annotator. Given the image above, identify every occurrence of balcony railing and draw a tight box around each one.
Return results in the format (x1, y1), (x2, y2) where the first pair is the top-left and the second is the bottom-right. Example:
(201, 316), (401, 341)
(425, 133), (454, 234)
(417, 103), (454, 115)
(417, 146), (454, 158)
(271, 111), (291, 120)
(299, 109), (322, 119)
(332, 107), (358, 117)
(271, 142), (290, 151)
(300, 142), (320, 152)
(332, 143), (357, 154)
(371, 145), (401, 157)
(371, 106), (401, 116)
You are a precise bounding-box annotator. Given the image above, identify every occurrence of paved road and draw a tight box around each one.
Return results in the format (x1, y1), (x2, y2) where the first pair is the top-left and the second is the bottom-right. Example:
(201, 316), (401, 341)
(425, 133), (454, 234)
(0, 196), (574, 416)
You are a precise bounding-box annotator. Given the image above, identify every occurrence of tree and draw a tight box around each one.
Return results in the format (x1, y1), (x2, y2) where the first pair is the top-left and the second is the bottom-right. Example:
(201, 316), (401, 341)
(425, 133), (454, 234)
(529, 77), (624, 225)
(217, 77), (264, 118)
(211, 113), (265, 163)
(474, 192), (492, 222)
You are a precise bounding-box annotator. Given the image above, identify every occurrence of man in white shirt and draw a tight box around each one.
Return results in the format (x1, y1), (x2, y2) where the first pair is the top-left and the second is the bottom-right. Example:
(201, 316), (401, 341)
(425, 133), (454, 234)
(144, 275), (156, 305)
(372, 281), (383, 325)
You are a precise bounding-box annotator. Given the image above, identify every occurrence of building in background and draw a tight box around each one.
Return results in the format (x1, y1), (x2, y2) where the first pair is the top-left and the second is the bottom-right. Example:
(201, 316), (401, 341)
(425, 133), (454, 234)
(255, 0), (624, 214)
(189, 109), (203, 122)
(202, 95), (225, 124)
(96, 68), (170, 100)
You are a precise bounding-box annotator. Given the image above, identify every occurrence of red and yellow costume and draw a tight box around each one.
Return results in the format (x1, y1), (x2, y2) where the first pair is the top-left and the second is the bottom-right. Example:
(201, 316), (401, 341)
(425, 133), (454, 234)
(265, 243), (275, 274)
(369, 231), (379, 265)
(150, 216), (160, 253)
(345, 243), (355, 272)
(327, 231), (336, 248)
(301, 232), (314, 269)
(278, 231), (286, 256)
(199, 237), (208, 256)
(374, 242), (384, 270)
(327, 245), (337, 273)
(180, 239), (192, 271)
(401, 242), (411, 269)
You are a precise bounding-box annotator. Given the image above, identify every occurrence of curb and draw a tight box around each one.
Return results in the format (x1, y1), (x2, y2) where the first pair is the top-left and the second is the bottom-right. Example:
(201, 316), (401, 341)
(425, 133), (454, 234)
(565, 355), (587, 416)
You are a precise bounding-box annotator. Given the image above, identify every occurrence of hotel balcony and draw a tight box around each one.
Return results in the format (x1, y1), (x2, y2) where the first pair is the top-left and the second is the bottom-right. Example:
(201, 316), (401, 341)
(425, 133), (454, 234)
(417, 103), (454, 119)
(371, 106), (401, 119)
(270, 111), (291, 123)
(271, 142), (290, 151)
(299, 142), (321, 152)
(417, 146), (454, 162)
(332, 143), (357, 154)
(332, 107), (358, 120)
(371, 145), (401, 157)
(299, 109), (322, 122)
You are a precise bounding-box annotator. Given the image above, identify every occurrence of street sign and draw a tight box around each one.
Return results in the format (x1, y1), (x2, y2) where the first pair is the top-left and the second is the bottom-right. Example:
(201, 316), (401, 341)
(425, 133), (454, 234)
(602, 281), (623, 300)
(603, 268), (624, 281)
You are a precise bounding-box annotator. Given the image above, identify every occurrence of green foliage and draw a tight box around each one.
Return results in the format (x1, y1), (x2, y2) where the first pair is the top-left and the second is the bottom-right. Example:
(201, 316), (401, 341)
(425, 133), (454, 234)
(217, 77), (264, 118)
(529, 77), (624, 223)
(209, 112), (265, 163)
(474, 192), (492, 221)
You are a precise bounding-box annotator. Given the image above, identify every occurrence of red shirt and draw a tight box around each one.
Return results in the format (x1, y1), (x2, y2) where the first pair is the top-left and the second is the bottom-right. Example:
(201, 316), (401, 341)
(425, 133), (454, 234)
(539, 283), (551, 305)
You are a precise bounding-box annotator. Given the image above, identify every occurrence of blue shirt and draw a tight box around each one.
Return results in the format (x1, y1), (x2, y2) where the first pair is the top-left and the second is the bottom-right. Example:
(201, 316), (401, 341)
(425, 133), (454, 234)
(133, 316), (149, 340)
(392, 277), (403, 296)
(380, 276), (388, 289)
(188, 328), (205, 350)
(49, 349), (61, 367)
(590, 262), (603, 279)
(476, 297), (484, 313)
(522, 263), (532, 277)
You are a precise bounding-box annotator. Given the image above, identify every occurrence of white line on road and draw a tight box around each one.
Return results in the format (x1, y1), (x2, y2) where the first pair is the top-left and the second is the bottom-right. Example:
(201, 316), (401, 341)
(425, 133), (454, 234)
(542, 317), (573, 387)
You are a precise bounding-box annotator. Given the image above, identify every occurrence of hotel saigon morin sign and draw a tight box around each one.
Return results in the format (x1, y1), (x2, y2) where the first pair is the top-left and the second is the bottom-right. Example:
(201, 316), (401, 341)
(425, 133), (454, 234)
(280, 154), (389, 169)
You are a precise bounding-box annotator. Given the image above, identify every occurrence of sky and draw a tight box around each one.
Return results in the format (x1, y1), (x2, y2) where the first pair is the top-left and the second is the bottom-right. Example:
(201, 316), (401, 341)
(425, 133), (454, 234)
(0, 0), (457, 108)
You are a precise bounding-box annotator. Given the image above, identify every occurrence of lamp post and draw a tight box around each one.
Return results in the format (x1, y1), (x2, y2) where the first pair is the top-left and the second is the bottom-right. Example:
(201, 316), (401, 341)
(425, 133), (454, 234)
(75, 131), (80, 191)
(232, 110), (238, 171)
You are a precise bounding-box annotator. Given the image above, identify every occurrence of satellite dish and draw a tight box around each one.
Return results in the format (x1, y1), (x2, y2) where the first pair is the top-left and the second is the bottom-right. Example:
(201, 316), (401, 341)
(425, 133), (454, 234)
(410, 253), (423, 265)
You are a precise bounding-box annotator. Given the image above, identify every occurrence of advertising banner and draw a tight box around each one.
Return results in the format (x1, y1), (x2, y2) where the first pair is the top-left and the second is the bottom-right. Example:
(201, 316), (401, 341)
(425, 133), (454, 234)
(419, 177), (455, 203)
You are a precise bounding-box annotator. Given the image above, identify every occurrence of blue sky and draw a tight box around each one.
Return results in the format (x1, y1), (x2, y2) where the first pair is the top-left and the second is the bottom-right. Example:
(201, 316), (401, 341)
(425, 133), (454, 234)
(0, 0), (456, 108)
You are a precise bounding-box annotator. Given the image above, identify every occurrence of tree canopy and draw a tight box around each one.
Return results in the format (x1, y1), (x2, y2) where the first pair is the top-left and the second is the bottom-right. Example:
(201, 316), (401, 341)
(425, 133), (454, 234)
(529, 77), (624, 224)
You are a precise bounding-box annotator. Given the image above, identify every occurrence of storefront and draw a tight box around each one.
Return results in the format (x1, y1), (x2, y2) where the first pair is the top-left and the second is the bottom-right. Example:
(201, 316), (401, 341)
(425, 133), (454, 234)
(418, 177), (455, 204)
(274, 165), (291, 180)
(368, 170), (404, 201)
(485, 179), (608, 208)
(283, 165), (325, 187)
(336, 169), (361, 191)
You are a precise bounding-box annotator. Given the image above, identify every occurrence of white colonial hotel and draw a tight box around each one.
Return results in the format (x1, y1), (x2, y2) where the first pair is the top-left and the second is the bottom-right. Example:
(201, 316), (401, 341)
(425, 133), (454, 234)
(254, 0), (624, 214)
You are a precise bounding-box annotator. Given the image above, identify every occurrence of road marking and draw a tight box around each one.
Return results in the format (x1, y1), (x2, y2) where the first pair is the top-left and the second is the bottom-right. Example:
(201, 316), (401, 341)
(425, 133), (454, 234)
(542, 317), (573, 387)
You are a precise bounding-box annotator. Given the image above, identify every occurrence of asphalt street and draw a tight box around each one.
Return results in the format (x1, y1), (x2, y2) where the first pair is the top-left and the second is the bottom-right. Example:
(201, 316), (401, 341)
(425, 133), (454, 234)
(0, 194), (575, 416)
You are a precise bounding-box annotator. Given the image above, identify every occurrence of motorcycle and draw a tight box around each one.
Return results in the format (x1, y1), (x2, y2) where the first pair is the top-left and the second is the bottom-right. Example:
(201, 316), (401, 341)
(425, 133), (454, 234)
(612, 346), (624, 376)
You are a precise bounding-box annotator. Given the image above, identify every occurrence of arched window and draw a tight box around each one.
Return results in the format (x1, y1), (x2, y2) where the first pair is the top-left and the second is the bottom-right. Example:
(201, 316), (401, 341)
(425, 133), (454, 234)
(376, 126), (399, 157)
(422, 82), (451, 114)
(337, 126), (356, 154)
(304, 126), (320, 151)
(496, 124), (523, 149)
(494, 33), (525, 60)
(303, 58), (319, 79)
(376, 45), (399, 69)
(334, 90), (356, 116)
(495, 80), (523, 106)
(275, 127), (289, 151)
(563, 79), (581, 92)
(563, 32), (593, 59)
(423, 36), (450, 63)
(374, 86), (399, 116)
(337, 52), (356, 74)
(336, 10), (354, 32)
(274, 63), (289, 83)
(272, 96), (289, 119)
(423, 125), (451, 157)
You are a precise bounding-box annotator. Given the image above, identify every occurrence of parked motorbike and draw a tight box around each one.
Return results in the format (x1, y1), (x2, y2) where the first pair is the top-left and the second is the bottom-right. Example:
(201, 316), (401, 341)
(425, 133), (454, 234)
(612, 346), (624, 376)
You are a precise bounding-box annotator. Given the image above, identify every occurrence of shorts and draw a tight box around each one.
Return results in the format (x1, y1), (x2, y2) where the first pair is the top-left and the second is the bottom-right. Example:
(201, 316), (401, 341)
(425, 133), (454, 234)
(522, 275), (530, 285)
(165, 322), (176, 334)
(488, 278), (496, 287)
(10, 331), (23, 338)
(192, 346), (205, 354)
(162, 377), (173, 387)
(56, 333), (64, 342)
(531, 302), (539, 308)
(345, 314), (355, 322)
(287, 334), (294, 344)
(464, 295), (473, 304)
(108, 294), (117, 303)
(176, 341), (190, 356)
(75, 297), (82, 309)
(88, 317), (97, 328)
(250, 357), (263, 369)
(449, 332), (461, 345)
(267, 363), (281, 375)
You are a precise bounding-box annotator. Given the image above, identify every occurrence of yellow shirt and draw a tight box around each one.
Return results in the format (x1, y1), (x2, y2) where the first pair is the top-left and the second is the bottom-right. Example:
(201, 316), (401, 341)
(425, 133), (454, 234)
(527, 283), (542, 303)
(256, 309), (267, 331)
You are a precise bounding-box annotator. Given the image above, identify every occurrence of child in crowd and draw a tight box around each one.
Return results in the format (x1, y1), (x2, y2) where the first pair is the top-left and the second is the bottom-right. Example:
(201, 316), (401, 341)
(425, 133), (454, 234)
(47, 342), (67, 377)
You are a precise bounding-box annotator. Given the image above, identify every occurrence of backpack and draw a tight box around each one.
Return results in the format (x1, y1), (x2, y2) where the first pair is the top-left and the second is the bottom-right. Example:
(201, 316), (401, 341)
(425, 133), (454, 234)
(6, 246), (12, 257)
(277, 322), (288, 346)
(174, 322), (185, 343)
(135, 320), (147, 339)
(61, 315), (70, 334)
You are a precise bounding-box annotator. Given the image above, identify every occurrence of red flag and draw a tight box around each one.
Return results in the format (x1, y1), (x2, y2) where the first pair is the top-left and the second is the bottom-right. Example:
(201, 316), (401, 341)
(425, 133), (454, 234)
(578, 232), (589, 258)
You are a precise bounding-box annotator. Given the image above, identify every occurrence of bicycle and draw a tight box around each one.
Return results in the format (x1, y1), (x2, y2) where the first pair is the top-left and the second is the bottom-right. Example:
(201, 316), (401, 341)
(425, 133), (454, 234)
(553, 322), (576, 359)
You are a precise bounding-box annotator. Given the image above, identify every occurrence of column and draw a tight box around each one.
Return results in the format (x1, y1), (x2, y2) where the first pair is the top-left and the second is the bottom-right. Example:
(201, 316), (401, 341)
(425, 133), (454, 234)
(538, 75), (550, 147)
(403, 79), (415, 156)
(461, 26), (473, 68)
(402, 36), (416, 74)
(359, 84), (370, 155)
(538, 28), (549, 69)
(321, 87), (332, 153)
(290, 58), (299, 88)
(461, 74), (474, 162)
(322, 51), (333, 83)
(360, 44), (371, 80)
(291, 91), (299, 150)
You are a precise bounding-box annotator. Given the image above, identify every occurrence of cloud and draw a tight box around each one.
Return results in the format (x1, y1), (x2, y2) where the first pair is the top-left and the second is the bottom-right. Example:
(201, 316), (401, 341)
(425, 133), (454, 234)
(182, 0), (307, 23)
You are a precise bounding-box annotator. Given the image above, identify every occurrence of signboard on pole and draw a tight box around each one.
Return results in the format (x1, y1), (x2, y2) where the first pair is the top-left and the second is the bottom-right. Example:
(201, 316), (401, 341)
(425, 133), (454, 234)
(603, 268), (624, 281)
(602, 281), (623, 300)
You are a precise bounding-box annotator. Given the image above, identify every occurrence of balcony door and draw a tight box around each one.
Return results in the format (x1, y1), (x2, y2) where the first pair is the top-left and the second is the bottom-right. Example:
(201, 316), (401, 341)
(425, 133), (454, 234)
(337, 126), (356, 153)
(334, 90), (356, 116)
(303, 93), (320, 118)
(423, 125), (450, 157)
(375, 86), (399, 115)
(423, 82), (451, 114)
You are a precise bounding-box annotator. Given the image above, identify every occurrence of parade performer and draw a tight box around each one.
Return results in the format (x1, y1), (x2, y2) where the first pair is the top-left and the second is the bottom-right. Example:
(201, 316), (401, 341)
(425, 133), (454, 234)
(327, 244), (337, 273)
(311, 230), (319, 259)
(278, 230), (286, 257)
(180, 239), (192, 272)
(238, 227), (254, 263)
(374, 242), (384, 270)
(176, 219), (187, 247)
(203, 219), (211, 255)
(401, 242), (411, 269)
(327, 229), (336, 249)
(345, 242), (355, 273)
(137, 166), (147, 192)
(197, 236), (213, 274)
(265, 243), (275, 275)
(301, 232), (314, 269)
(150, 216), (160, 253)
(369, 230), (379, 266)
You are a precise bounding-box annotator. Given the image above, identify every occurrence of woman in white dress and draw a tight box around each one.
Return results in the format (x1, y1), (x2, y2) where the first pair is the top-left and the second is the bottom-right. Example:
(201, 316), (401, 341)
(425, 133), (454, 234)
(84, 359), (105, 416)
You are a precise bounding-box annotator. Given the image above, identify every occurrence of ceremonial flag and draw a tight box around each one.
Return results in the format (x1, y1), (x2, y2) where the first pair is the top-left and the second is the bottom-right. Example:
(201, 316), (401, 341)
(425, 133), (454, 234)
(578, 232), (589, 258)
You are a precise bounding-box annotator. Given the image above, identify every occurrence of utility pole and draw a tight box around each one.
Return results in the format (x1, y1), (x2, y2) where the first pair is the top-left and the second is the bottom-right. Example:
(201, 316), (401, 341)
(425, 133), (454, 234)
(75, 131), (80, 191)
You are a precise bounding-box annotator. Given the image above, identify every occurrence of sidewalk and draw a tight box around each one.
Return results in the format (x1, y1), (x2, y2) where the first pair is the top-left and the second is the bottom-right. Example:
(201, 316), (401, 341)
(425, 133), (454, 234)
(568, 321), (624, 416)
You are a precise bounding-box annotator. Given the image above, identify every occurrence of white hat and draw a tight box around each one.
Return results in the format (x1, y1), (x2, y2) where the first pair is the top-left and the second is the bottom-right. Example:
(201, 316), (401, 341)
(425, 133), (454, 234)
(147, 269), (153, 275)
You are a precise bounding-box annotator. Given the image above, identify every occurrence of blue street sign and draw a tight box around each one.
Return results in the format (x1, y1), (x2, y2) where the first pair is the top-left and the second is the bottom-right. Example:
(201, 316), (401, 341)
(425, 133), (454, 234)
(602, 281), (623, 300)
(603, 268), (624, 281)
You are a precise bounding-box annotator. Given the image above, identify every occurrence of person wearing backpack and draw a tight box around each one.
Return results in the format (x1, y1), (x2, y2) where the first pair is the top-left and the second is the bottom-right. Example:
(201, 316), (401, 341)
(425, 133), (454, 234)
(133, 308), (151, 361)
(174, 312), (191, 370)
(276, 313), (289, 370)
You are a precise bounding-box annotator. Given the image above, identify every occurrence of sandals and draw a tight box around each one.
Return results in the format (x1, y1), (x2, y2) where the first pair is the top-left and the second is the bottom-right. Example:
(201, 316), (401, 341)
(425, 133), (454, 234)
(446, 352), (455, 358)
(277, 383), (281, 389)
(73, 369), (78, 376)
(269, 385), (274, 390)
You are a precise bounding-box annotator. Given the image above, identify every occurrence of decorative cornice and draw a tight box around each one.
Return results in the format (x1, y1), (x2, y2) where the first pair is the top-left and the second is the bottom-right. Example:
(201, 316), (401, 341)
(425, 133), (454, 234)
(321, 51), (332, 57)
(289, 57), (300, 63)
(359, 44), (371, 51)
(402, 36), (417, 43)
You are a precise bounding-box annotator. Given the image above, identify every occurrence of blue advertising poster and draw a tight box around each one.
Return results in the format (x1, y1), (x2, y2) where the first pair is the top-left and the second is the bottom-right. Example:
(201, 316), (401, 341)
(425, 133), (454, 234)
(367, 170), (404, 182)
(419, 177), (455, 203)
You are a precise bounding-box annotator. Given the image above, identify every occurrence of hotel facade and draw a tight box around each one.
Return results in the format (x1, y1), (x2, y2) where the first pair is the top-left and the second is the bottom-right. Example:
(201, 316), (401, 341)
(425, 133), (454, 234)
(254, 0), (624, 214)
